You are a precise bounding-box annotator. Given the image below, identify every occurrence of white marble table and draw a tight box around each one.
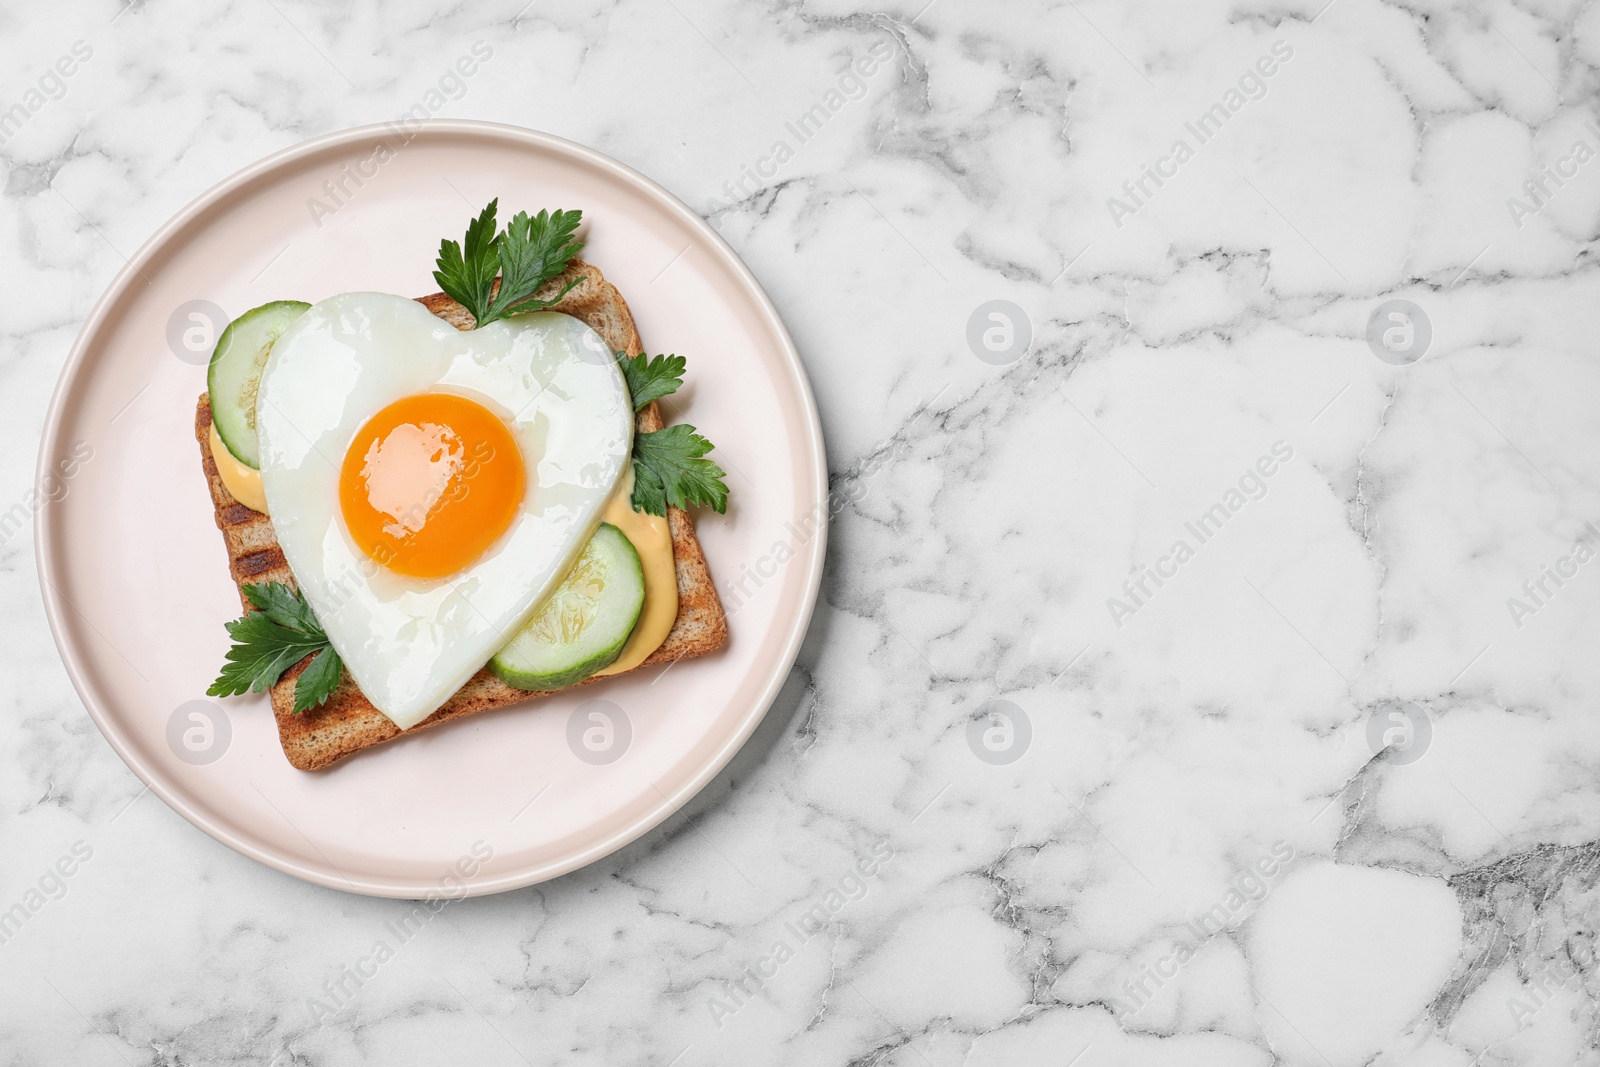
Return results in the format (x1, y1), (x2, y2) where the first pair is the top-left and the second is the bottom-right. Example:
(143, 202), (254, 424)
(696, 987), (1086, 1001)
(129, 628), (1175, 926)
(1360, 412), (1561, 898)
(4, 0), (1599, 1063)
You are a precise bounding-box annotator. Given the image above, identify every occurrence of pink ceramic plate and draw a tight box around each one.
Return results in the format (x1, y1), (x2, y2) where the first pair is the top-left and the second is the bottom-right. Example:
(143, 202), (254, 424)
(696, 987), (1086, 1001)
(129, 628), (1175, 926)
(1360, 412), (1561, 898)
(36, 122), (825, 897)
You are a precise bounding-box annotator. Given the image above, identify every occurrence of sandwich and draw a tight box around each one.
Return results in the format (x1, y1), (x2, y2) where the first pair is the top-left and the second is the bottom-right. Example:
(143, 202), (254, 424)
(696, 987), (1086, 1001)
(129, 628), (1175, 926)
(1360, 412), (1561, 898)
(198, 201), (728, 770)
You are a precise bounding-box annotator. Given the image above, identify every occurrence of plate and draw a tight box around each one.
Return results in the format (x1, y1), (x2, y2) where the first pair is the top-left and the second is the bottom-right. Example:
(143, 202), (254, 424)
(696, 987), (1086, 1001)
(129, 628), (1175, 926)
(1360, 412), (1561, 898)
(35, 121), (826, 897)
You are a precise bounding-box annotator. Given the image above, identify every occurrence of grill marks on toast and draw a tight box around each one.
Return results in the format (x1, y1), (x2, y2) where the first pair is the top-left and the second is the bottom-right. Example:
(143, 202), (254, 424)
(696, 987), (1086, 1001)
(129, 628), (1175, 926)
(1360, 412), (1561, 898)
(195, 261), (727, 770)
(198, 410), (295, 606)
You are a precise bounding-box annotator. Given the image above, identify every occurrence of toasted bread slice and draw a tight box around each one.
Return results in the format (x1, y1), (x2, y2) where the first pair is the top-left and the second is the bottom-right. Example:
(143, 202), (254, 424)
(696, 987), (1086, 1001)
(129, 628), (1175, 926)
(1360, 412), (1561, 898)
(195, 261), (727, 770)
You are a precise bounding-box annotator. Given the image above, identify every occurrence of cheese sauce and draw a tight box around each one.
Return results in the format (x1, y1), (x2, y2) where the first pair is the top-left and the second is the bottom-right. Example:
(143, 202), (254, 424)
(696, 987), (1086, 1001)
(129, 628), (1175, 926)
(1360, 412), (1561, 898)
(594, 466), (677, 675)
(208, 421), (269, 513)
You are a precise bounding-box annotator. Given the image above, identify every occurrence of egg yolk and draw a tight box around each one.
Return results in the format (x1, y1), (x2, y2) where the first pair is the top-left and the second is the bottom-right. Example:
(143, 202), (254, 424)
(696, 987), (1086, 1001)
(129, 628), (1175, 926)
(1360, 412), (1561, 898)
(339, 393), (525, 579)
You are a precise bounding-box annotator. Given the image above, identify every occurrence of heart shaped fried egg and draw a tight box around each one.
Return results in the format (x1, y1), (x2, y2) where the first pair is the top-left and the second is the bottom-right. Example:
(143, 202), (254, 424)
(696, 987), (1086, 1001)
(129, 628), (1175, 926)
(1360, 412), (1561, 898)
(255, 292), (632, 729)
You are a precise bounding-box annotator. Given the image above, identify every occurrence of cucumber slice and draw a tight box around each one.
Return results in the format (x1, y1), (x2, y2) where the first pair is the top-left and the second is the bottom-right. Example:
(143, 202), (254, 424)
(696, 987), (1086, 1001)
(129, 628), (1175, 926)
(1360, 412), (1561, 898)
(206, 300), (310, 470)
(491, 523), (645, 690)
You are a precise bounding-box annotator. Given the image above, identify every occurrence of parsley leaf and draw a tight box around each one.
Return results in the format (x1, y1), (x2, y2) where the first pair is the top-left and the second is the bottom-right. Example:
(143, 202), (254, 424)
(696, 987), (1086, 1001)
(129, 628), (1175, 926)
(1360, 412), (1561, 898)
(619, 352), (686, 412)
(631, 424), (729, 516)
(432, 199), (502, 328)
(207, 612), (323, 697)
(244, 580), (322, 634)
(207, 582), (343, 713)
(433, 201), (586, 329)
(487, 208), (585, 321)
(292, 647), (345, 713)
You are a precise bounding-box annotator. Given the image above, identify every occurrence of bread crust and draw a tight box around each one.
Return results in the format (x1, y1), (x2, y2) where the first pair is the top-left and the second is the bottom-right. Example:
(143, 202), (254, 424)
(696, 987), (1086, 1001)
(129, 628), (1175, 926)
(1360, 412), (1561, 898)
(195, 261), (727, 770)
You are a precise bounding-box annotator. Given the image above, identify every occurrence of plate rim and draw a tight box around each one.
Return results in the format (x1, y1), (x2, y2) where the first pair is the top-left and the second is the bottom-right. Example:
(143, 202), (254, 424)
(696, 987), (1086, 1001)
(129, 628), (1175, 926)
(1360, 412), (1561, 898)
(34, 119), (827, 898)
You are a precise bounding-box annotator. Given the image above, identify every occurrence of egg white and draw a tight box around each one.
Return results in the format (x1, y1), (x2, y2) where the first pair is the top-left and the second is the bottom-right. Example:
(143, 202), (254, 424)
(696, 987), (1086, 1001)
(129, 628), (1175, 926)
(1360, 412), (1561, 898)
(255, 293), (633, 730)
